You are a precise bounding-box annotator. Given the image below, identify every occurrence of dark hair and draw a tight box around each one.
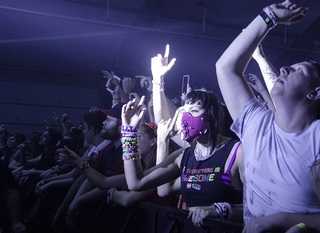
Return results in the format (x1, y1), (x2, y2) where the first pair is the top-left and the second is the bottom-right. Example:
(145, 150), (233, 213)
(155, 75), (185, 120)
(139, 124), (157, 170)
(83, 111), (106, 133)
(182, 89), (225, 145)
(7, 133), (23, 145)
(47, 128), (62, 147)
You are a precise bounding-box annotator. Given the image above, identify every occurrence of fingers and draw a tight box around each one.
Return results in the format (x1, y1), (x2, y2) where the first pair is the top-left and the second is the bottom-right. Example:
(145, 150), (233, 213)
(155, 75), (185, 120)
(137, 96), (146, 110)
(167, 58), (176, 71)
(289, 7), (308, 23)
(164, 44), (170, 58)
(102, 70), (112, 79)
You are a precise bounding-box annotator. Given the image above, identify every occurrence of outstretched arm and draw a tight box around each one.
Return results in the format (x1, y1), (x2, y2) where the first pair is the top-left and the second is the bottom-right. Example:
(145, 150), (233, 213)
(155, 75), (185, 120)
(121, 97), (181, 191)
(57, 146), (126, 190)
(156, 114), (184, 197)
(151, 44), (177, 125)
(216, 0), (307, 121)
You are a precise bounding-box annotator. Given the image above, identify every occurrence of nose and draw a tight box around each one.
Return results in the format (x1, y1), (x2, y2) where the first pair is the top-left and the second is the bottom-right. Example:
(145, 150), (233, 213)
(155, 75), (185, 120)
(280, 66), (290, 75)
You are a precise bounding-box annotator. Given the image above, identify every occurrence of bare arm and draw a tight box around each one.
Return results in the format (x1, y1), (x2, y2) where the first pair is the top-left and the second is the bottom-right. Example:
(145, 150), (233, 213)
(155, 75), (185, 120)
(57, 146), (126, 190)
(216, 1), (307, 121)
(216, 16), (266, 121)
(121, 96), (183, 192)
(156, 117), (184, 197)
(112, 189), (155, 208)
(151, 44), (177, 125)
(252, 44), (278, 93)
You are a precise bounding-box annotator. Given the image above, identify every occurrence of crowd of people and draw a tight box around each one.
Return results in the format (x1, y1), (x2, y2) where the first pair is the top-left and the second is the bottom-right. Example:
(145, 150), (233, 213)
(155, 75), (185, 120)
(1, 1), (320, 232)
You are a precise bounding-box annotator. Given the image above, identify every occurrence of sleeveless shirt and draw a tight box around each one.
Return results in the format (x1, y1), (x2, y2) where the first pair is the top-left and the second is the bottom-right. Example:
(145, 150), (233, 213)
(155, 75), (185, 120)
(180, 139), (242, 207)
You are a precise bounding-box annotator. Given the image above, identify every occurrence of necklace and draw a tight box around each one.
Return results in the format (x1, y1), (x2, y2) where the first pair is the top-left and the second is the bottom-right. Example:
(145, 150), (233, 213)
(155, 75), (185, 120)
(194, 135), (229, 161)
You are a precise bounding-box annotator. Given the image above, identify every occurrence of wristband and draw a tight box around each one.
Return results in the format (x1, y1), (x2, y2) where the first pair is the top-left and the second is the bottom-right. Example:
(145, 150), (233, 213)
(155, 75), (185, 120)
(152, 81), (165, 86)
(259, 11), (275, 29)
(77, 161), (89, 174)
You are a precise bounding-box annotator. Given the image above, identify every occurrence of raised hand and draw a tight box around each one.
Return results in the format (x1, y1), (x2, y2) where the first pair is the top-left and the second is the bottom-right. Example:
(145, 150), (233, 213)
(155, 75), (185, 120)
(135, 75), (153, 92)
(129, 92), (141, 102)
(157, 110), (180, 142)
(121, 96), (147, 128)
(151, 44), (176, 80)
(122, 77), (136, 95)
(52, 112), (59, 121)
(56, 146), (83, 167)
(247, 73), (266, 93)
(271, 0), (308, 25)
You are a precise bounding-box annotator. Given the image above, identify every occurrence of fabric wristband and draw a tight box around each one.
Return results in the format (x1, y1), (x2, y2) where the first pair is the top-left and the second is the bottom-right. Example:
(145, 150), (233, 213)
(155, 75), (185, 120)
(259, 11), (275, 29)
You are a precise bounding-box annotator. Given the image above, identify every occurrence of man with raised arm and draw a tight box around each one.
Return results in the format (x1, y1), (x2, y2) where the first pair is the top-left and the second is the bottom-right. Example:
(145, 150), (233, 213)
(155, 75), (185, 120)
(216, 1), (320, 232)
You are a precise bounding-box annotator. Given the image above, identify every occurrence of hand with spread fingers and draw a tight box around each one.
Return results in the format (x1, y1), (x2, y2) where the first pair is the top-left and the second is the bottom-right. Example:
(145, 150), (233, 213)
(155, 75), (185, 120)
(151, 44), (176, 81)
(122, 77), (136, 95)
(121, 96), (147, 128)
(157, 109), (180, 143)
(135, 75), (153, 92)
(271, 0), (307, 25)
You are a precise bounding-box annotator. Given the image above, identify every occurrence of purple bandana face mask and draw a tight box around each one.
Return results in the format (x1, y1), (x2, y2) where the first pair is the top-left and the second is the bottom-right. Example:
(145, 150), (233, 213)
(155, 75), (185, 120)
(181, 111), (209, 143)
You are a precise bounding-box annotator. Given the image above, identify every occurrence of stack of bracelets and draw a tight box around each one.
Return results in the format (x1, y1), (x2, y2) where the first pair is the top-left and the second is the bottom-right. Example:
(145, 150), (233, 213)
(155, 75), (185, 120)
(77, 160), (89, 174)
(121, 125), (141, 160)
(214, 202), (232, 220)
(106, 188), (117, 206)
(260, 6), (277, 29)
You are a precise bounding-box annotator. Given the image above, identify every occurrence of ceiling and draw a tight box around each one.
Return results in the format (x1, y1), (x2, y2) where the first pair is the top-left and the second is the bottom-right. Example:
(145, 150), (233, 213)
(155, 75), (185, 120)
(1, 0), (320, 100)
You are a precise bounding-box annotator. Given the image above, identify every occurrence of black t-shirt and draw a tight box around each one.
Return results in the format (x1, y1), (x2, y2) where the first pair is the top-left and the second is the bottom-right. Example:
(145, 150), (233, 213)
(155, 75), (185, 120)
(0, 159), (17, 194)
(180, 139), (243, 207)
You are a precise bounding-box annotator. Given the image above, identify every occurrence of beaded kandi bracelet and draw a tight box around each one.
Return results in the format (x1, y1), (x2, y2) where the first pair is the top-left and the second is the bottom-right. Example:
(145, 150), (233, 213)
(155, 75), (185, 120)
(106, 188), (117, 206)
(77, 161), (89, 174)
(121, 125), (141, 160)
(214, 202), (232, 220)
(260, 6), (277, 29)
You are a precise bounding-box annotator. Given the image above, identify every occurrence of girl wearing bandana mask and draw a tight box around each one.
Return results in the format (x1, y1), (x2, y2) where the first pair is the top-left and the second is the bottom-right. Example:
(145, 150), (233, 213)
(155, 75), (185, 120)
(122, 88), (244, 227)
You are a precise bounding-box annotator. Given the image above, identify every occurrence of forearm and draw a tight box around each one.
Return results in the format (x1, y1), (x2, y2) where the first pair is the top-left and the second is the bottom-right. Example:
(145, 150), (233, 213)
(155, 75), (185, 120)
(43, 169), (74, 182)
(61, 122), (71, 137)
(58, 175), (86, 211)
(153, 80), (171, 124)
(254, 56), (278, 92)
(112, 189), (155, 208)
(75, 187), (107, 206)
(217, 16), (269, 74)
(216, 16), (269, 120)
(74, 178), (95, 200)
(156, 140), (169, 165)
(123, 160), (146, 190)
(50, 178), (74, 188)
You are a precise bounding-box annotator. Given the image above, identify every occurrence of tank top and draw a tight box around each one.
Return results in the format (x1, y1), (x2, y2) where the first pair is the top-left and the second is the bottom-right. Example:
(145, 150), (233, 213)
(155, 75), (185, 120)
(180, 139), (242, 207)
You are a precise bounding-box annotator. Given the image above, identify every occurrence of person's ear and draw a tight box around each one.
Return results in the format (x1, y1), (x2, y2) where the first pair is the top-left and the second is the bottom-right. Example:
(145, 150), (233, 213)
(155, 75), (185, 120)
(90, 126), (97, 135)
(307, 87), (320, 101)
(150, 137), (157, 147)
